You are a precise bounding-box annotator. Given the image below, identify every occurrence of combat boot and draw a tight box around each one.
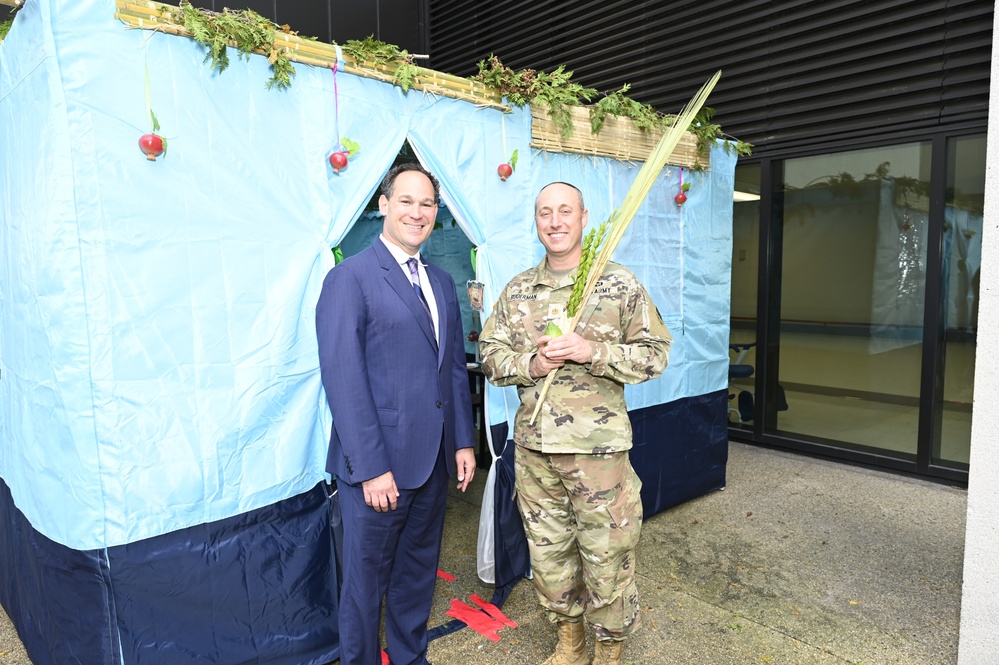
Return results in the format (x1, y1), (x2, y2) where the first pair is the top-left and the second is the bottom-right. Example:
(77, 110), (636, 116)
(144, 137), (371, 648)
(592, 640), (623, 665)
(541, 620), (588, 665)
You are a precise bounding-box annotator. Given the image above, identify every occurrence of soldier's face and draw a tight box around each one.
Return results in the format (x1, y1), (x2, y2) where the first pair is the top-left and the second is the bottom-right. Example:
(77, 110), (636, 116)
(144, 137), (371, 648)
(379, 171), (438, 256)
(535, 183), (588, 270)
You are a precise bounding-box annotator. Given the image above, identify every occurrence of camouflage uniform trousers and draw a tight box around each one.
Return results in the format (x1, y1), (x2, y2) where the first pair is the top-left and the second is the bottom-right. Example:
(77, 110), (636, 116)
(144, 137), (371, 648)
(515, 444), (643, 640)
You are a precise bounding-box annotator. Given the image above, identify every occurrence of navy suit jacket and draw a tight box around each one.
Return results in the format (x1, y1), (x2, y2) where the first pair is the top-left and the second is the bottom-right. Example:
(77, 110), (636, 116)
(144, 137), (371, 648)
(316, 239), (474, 489)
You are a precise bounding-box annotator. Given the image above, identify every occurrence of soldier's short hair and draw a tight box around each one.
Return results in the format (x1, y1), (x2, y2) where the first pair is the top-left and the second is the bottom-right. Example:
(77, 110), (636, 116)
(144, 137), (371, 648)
(535, 181), (585, 213)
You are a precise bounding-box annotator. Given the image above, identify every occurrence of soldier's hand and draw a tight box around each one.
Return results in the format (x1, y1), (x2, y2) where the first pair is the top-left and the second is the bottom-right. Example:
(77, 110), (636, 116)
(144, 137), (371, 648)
(530, 336), (564, 378)
(362, 471), (400, 512)
(543, 332), (593, 364)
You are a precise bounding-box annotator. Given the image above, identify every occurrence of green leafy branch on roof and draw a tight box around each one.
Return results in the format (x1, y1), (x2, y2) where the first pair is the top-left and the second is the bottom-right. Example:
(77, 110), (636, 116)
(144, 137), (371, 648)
(686, 107), (753, 161)
(476, 55), (752, 161)
(342, 36), (419, 92)
(474, 55), (597, 139)
(590, 84), (662, 134)
(172, 0), (296, 90)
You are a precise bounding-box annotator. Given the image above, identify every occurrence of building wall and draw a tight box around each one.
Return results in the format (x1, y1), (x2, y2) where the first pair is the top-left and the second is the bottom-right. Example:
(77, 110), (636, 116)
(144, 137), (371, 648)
(428, 0), (993, 157)
(957, 10), (999, 661)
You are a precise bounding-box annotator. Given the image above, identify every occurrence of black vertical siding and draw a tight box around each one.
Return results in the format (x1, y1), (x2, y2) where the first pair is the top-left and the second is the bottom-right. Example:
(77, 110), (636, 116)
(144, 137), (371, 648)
(428, 0), (993, 156)
(276, 3), (333, 45)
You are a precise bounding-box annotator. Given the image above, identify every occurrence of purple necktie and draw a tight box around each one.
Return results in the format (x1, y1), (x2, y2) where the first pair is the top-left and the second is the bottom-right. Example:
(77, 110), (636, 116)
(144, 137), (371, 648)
(406, 258), (435, 335)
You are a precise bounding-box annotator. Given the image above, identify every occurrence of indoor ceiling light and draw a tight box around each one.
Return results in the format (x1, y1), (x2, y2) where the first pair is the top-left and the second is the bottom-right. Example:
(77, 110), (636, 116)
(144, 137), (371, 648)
(733, 190), (761, 202)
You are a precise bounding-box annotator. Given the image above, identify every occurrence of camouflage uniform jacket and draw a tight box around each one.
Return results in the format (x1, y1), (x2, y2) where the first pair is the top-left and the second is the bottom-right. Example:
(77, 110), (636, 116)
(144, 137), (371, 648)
(478, 257), (672, 454)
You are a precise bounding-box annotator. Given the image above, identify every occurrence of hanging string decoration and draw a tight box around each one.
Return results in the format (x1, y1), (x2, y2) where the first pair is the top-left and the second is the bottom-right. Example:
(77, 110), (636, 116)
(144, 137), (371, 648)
(675, 167), (690, 206)
(327, 58), (361, 173)
(138, 39), (167, 161)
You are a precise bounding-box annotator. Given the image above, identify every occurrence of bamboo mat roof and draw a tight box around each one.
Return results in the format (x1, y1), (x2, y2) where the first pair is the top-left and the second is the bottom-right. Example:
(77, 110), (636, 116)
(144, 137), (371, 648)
(532, 106), (705, 168)
(5, 0), (707, 168)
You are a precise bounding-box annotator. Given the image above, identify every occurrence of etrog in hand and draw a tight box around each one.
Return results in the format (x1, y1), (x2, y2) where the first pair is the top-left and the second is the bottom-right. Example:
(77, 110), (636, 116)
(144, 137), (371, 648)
(544, 321), (563, 337)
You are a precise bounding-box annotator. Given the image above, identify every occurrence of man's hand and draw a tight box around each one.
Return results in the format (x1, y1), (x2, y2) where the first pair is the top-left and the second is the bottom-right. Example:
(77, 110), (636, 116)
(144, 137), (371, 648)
(530, 335), (565, 378)
(455, 448), (476, 492)
(542, 332), (593, 364)
(362, 471), (399, 512)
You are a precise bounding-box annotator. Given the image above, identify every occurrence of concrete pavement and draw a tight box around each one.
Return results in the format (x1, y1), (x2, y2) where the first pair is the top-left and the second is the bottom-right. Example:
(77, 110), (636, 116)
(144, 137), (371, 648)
(0, 442), (967, 664)
(425, 441), (966, 665)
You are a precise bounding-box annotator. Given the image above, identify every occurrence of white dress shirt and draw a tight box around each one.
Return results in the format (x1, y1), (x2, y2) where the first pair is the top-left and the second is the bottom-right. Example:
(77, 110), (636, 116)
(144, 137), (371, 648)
(379, 235), (440, 343)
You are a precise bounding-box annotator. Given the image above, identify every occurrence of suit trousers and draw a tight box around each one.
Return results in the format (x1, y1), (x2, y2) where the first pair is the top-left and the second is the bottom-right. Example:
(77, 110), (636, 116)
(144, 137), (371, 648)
(337, 442), (448, 665)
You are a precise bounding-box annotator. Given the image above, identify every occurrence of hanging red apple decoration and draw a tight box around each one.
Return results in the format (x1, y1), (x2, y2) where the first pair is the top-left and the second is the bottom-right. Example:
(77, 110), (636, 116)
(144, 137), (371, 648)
(138, 133), (165, 161)
(329, 151), (348, 173)
(139, 109), (167, 161)
(675, 182), (690, 206)
(328, 137), (361, 175)
(497, 149), (518, 181)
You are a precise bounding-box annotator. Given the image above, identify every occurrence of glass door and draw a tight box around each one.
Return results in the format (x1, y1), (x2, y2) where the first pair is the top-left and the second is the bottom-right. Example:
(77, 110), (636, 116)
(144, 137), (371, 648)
(772, 143), (933, 457)
(935, 134), (985, 470)
(729, 136), (982, 481)
(728, 163), (761, 430)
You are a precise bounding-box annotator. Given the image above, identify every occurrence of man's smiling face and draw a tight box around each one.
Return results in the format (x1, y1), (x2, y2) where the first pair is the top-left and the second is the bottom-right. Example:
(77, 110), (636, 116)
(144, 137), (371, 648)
(535, 182), (588, 270)
(379, 170), (438, 256)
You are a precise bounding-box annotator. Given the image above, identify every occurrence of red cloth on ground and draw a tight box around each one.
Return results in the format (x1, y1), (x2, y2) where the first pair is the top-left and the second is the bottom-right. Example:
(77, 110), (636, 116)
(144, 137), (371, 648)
(445, 599), (504, 642)
(469, 593), (518, 628)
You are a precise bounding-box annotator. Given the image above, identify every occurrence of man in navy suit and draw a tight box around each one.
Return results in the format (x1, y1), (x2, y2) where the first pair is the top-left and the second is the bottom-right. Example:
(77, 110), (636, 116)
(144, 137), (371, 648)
(316, 163), (476, 665)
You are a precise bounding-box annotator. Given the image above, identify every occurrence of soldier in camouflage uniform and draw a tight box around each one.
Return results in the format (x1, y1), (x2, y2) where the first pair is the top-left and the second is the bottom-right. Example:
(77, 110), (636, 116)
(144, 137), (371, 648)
(478, 182), (672, 665)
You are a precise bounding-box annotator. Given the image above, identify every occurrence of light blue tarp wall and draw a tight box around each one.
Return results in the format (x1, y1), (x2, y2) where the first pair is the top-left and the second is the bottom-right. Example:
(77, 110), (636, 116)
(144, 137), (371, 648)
(2, 0), (340, 550)
(0, 0), (734, 551)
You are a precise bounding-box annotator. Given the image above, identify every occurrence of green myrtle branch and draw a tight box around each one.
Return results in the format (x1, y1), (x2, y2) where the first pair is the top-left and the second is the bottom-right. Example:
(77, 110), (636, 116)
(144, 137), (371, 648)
(173, 1), (296, 90)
